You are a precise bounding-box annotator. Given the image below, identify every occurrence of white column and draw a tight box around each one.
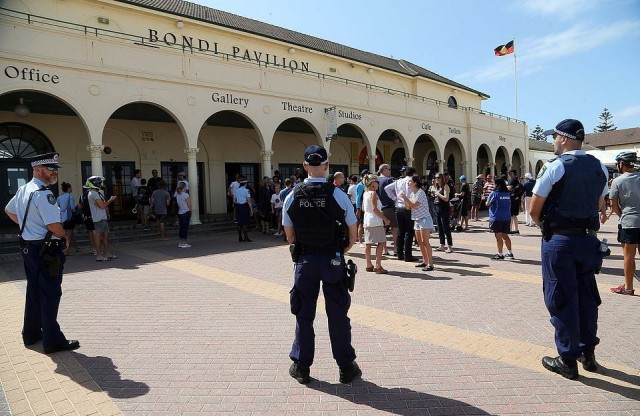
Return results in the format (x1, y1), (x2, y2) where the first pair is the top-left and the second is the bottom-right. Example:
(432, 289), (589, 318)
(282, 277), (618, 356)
(86, 144), (104, 177)
(184, 147), (201, 225)
(404, 157), (414, 168)
(489, 162), (497, 176)
(367, 154), (376, 173)
(437, 159), (445, 174)
(261, 150), (274, 178)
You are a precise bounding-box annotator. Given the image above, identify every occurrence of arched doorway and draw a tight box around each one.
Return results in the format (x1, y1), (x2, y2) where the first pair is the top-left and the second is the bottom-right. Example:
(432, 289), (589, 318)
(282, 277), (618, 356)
(390, 148), (405, 178)
(535, 160), (545, 175)
(358, 147), (383, 173)
(413, 134), (438, 177)
(99, 102), (197, 219)
(495, 147), (509, 177)
(0, 122), (56, 227)
(476, 145), (492, 176)
(426, 151), (438, 178)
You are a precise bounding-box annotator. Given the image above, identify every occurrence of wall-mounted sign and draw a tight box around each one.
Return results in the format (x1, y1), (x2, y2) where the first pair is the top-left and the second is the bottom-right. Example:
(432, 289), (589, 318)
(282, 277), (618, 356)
(282, 101), (312, 113)
(421, 123), (432, 130)
(4, 65), (60, 84)
(148, 29), (310, 72)
(140, 131), (155, 142)
(212, 92), (249, 108)
(338, 109), (362, 120)
(448, 127), (461, 135)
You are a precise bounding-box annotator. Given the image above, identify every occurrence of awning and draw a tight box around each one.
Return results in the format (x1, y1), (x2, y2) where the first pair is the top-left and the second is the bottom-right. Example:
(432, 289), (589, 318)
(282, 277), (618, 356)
(585, 149), (617, 167)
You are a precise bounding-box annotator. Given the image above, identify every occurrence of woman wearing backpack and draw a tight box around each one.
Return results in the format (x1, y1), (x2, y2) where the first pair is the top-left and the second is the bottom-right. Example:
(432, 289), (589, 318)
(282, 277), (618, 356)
(57, 182), (80, 255)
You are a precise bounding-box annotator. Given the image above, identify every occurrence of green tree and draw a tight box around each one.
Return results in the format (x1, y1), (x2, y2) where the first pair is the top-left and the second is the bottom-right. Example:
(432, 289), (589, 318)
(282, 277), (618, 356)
(529, 125), (546, 141)
(594, 108), (617, 132)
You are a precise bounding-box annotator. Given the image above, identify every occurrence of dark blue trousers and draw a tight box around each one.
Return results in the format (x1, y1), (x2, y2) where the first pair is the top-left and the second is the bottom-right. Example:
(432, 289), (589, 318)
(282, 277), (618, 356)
(178, 211), (191, 239)
(21, 243), (67, 350)
(541, 235), (601, 360)
(290, 253), (356, 368)
(395, 208), (414, 259)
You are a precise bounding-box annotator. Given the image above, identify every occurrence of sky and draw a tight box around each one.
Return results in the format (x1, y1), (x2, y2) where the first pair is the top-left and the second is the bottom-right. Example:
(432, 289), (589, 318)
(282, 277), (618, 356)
(197, 0), (640, 136)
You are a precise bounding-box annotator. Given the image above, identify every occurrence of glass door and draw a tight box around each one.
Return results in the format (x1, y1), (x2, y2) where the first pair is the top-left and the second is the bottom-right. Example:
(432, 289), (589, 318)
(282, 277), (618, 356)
(0, 162), (32, 229)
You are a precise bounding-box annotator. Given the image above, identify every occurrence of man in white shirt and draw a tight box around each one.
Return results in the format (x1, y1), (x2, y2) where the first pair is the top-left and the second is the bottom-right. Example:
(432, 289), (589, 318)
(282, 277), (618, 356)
(385, 166), (416, 262)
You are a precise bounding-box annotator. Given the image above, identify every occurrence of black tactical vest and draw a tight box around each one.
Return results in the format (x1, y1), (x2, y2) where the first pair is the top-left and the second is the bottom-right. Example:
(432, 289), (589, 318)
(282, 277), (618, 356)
(542, 154), (606, 231)
(287, 181), (346, 252)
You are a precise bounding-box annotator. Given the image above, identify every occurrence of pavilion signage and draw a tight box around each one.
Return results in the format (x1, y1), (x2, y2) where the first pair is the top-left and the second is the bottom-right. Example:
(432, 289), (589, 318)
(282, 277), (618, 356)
(148, 29), (310, 72)
(212, 92), (249, 108)
(338, 109), (362, 120)
(4, 65), (60, 84)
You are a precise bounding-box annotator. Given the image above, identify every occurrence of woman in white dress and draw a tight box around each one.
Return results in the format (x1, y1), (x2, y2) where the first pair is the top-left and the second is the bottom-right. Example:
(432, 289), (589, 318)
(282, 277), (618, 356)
(363, 174), (390, 274)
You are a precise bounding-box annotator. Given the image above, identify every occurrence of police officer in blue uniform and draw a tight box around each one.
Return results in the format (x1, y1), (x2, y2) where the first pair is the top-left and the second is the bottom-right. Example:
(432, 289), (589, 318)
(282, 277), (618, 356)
(4, 153), (80, 354)
(529, 119), (608, 379)
(282, 145), (360, 384)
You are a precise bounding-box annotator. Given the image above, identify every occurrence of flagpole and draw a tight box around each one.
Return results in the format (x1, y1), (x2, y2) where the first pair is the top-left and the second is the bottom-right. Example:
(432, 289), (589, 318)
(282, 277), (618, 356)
(513, 39), (518, 120)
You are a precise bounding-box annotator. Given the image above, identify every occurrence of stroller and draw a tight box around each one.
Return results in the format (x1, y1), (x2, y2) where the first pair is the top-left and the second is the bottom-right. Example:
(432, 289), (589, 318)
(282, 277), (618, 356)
(449, 196), (464, 232)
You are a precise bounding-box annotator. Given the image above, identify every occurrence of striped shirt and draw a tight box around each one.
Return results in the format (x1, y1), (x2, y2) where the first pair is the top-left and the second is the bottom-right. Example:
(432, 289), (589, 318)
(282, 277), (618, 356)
(409, 189), (431, 221)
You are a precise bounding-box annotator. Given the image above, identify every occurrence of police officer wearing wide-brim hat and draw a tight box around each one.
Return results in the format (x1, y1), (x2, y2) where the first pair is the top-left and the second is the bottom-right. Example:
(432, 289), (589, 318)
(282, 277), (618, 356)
(4, 152), (80, 354)
(282, 145), (360, 384)
(529, 119), (608, 380)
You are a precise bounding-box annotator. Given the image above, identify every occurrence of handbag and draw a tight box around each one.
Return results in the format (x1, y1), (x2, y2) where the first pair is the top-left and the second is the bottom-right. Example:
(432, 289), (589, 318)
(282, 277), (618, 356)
(71, 206), (84, 222)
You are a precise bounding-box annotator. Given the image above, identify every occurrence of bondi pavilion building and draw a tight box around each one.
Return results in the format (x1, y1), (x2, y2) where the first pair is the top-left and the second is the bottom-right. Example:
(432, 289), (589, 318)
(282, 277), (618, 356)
(0, 0), (530, 226)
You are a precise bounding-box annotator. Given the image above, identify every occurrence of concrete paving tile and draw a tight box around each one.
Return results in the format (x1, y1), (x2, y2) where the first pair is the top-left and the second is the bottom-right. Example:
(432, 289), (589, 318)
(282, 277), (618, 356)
(1, 224), (638, 415)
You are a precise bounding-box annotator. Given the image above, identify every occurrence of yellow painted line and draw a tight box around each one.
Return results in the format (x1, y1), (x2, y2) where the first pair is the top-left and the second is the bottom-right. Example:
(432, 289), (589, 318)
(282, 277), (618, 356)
(136, 249), (640, 396)
(0, 275), (123, 416)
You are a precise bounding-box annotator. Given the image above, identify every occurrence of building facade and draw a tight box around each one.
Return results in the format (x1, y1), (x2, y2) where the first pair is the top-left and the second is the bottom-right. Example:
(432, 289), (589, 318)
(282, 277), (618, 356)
(0, 0), (529, 226)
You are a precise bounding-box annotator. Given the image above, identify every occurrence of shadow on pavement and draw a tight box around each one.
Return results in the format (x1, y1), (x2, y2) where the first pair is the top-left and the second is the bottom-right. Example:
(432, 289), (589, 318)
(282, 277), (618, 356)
(65, 352), (150, 399)
(387, 270), (452, 281)
(578, 365), (640, 401)
(308, 378), (491, 415)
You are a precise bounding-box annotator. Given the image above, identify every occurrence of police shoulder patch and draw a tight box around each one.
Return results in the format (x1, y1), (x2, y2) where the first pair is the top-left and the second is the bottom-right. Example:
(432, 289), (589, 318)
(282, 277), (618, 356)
(536, 165), (548, 180)
(47, 193), (56, 205)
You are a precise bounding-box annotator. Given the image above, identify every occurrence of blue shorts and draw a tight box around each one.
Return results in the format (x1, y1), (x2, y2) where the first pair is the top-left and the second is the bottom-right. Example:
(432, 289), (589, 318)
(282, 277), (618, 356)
(489, 220), (510, 233)
(619, 227), (640, 244)
(414, 216), (434, 230)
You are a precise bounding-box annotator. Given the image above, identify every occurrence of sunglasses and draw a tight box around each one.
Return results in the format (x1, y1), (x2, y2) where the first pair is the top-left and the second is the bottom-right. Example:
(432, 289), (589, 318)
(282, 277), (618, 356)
(44, 166), (58, 172)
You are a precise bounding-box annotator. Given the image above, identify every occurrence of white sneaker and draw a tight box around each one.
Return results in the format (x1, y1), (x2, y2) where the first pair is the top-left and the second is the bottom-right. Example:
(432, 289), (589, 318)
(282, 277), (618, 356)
(178, 243), (184, 248)
(181, 243), (191, 248)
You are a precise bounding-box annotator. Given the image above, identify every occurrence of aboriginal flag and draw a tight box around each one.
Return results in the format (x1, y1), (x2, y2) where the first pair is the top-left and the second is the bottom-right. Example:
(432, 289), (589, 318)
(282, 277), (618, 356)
(494, 40), (515, 56)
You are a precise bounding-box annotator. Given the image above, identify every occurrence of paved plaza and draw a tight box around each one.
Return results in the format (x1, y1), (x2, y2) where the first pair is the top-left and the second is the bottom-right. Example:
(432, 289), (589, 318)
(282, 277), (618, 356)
(0, 217), (638, 415)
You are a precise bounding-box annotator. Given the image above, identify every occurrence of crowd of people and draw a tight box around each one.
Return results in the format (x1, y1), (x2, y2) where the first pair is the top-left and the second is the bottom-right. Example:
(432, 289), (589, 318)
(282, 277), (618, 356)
(53, 169), (193, 257)
(5, 126), (637, 385)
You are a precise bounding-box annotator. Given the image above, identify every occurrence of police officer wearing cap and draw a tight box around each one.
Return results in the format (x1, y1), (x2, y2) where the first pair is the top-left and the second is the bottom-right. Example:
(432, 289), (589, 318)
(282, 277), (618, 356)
(4, 153), (80, 354)
(529, 119), (608, 379)
(282, 145), (360, 384)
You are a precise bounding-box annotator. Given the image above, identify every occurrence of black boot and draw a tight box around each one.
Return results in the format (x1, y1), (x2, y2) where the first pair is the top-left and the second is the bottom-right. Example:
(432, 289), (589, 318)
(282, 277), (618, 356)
(238, 227), (244, 242)
(243, 226), (252, 242)
(339, 361), (362, 384)
(578, 350), (598, 372)
(542, 356), (578, 380)
(289, 362), (310, 384)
